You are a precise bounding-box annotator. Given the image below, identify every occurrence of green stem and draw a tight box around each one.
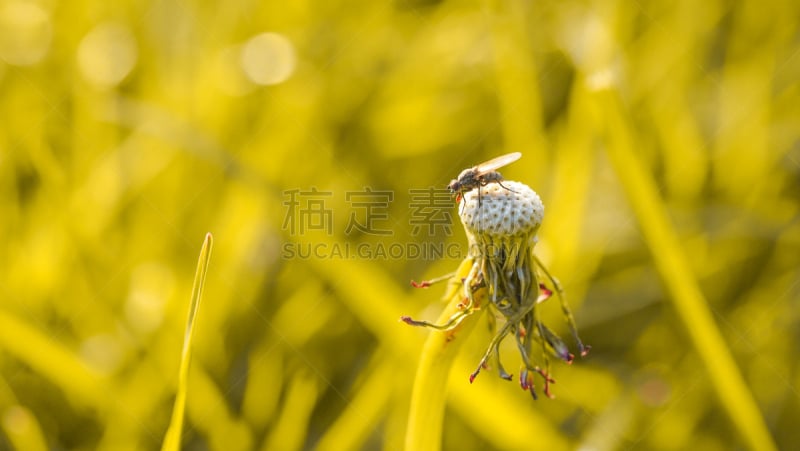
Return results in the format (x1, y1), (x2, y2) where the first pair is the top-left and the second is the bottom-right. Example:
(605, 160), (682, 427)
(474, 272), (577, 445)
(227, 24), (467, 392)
(404, 258), (486, 451)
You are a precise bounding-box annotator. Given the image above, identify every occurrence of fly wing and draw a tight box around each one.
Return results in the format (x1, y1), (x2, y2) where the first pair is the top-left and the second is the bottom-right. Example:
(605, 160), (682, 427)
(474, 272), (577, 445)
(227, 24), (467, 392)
(474, 152), (522, 174)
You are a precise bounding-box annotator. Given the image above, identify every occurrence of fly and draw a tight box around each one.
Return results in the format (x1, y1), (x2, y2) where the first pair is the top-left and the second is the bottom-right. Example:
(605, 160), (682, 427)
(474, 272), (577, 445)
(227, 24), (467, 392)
(447, 152), (522, 203)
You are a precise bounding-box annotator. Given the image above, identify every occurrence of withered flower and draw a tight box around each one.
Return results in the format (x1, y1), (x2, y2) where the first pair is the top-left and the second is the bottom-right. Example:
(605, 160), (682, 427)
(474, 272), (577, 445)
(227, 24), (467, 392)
(403, 176), (588, 399)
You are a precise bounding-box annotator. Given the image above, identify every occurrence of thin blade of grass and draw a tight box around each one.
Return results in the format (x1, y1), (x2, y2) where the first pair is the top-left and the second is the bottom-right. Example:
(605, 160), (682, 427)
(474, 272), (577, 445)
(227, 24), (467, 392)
(161, 232), (213, 451)
(595, 88), (777, 451)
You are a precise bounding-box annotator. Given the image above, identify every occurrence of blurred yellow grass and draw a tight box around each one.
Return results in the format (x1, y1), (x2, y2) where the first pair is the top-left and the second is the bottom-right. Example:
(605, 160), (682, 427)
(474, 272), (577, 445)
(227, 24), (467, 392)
(0, 0), (798, 449)
(597, 88), (776, 451)
(0, 310), (110, 410)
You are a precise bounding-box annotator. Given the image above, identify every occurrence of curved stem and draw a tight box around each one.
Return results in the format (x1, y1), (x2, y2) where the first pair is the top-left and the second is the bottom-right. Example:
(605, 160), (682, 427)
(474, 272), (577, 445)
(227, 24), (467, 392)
(404, 257), (486, 451)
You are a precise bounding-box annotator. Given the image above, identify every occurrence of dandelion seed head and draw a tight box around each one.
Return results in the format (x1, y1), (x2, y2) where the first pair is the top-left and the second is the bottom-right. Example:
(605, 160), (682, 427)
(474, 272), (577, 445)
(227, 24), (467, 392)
(405, 169), (586, 396)
(459, 181), (544, 239)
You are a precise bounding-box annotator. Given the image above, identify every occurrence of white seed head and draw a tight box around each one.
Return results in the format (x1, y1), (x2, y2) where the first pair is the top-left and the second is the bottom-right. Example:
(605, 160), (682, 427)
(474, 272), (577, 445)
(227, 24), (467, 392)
(459, 181), (544, 239)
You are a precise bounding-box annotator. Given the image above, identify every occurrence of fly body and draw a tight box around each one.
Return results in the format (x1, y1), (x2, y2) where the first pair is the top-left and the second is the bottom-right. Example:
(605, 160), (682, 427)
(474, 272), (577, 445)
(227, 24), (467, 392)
(447, 152), (521, 202)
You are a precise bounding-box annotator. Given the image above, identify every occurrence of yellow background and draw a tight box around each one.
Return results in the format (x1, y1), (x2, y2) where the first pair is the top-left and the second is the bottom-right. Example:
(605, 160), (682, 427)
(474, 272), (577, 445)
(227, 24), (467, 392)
(0, 0), (798, 449)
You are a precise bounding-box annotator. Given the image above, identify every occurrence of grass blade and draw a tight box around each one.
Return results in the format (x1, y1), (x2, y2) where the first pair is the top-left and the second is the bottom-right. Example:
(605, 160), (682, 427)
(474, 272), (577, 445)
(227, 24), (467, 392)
(161, 233), (213, 451)
(595, 88), (777, 451)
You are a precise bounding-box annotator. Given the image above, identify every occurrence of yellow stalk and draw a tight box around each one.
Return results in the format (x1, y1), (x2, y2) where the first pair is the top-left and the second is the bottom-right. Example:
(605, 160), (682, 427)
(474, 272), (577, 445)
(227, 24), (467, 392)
(161, 233), (213, 451)
(404, 257), (486, 451)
